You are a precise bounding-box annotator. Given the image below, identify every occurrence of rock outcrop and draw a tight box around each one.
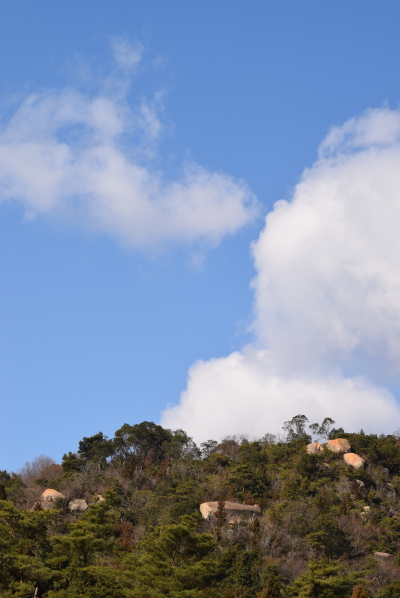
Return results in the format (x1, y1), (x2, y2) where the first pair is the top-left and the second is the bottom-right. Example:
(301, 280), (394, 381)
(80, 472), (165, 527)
(40, 488), (65, 509)
(374, 552), (393, 561)
(69, 499), (88, 513)
(200, 501), (261, 523)
(343, 453), (365, 469)
(306, 442), (323, 454)
(326, 438), (351, 453)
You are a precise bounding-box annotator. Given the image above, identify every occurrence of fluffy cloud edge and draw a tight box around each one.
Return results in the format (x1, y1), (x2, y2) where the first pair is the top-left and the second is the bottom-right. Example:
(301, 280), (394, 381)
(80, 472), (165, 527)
(160, 349), (400, 442)
(0, 49), (260, 251)
(162, 108), (400, 441)
(251, 107), (400, 371)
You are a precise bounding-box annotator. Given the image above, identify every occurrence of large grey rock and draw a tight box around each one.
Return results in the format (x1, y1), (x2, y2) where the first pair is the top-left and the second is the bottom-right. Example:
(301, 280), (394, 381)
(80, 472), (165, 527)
(69, 499), (88, 513)
(200, 501), (261, 523)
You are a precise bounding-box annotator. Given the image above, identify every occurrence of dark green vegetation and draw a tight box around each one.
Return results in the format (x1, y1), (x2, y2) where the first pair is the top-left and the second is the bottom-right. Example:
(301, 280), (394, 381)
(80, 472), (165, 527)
(2, 417), (400, 597)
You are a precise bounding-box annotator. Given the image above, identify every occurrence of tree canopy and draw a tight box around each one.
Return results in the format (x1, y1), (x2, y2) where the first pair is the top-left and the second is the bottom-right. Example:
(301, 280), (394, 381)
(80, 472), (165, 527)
(2, 418), (400, 597)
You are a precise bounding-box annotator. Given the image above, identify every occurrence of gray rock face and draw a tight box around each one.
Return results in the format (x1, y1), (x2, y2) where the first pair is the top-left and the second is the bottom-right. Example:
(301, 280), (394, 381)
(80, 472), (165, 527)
(69, 499), (88, 513)
(200, 501), (261, 523)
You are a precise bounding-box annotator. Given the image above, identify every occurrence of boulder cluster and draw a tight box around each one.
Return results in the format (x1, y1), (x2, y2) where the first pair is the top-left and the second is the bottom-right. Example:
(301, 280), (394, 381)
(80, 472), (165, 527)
(33, 488), (89, 512)
(306, 438), (365, 469)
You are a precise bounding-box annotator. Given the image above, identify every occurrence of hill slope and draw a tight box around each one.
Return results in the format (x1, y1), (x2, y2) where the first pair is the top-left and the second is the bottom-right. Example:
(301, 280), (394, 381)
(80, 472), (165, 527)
(2, 417), (400, 597)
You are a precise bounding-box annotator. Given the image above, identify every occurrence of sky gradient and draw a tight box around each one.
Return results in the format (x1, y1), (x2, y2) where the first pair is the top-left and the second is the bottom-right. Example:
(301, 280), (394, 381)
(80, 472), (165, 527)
(1, 1), (400, 471)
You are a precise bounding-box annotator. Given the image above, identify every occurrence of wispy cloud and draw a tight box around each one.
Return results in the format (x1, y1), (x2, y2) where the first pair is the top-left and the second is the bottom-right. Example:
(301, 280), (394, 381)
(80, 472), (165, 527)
(110, 37), (144, 70)
(162, 108), (400, 440)
(0, 41), (259, 250)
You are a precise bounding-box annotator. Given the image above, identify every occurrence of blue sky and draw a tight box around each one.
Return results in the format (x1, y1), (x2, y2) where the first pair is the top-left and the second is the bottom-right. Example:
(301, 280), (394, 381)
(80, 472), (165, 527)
(2, 1), (400, 471)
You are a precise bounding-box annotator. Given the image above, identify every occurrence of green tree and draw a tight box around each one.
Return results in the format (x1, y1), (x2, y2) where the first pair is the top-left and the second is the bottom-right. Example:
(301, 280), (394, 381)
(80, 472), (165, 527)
(78, 432), (114, 466)
(61, 451), (83, 474)
(113, 421), (173, 470)
(339, 494), (352, 516)
(309, 418), (335, 440)
(258, 564), (286, 597)
(163, 429), (200, 461)
(306, 515), (350, 559)
(297, 453), (321, 480)
(289, 560), (364, 597)
(217, 543), (261, 598)
(122, 514), (216, 597)
(46, 566), (124, 598)
(47, 500), (119, 597)
(200, 440), (218, 458)
(373, 517), (400, 553)
(0, 482), (6, 500)
(226, 461), (269, 501)
(0, 500), (56, 595)
(376, 582), (400, 598)
(283, 415), (311, 448)
(214, 499), (227, 541)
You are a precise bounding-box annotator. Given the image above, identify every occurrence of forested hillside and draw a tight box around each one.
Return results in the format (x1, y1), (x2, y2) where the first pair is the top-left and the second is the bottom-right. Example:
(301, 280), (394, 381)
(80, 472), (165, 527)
(2, 416), (400, 597)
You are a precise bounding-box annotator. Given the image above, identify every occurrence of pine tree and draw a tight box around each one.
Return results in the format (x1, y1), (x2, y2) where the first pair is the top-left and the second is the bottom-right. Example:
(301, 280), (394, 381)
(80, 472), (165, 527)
(122, 514), (216, 597)
(289, 560), (364, 597)
(214, 498), (227, 541)
(0, 483), (6, 500)
(258, 564), (286, 598)
(339, 494), (352, 516)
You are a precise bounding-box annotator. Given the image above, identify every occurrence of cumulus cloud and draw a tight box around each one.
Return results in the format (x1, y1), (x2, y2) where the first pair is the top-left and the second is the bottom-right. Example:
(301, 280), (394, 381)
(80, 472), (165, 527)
(0, 47), (258, 250)
(253, 107), (400, 371)
(162, 107), (400, 440)
(161, 349), (399, 441)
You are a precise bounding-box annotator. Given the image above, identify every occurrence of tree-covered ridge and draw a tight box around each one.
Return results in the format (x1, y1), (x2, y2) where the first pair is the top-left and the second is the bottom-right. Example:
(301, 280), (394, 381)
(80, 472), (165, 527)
(2, 417), (400, 597)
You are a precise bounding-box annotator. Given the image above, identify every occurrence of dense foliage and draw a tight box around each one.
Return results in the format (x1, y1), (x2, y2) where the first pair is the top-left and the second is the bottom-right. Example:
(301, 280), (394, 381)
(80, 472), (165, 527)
(2, 417), (400, 597)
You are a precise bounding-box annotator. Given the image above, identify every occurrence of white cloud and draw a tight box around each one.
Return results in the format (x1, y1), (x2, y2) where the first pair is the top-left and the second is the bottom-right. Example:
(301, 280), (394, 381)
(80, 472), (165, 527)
(161, 349), (399, 441)
(0, 52), (259, 250)
(110, 37), (143, 70)
(253, 107), (400, 371)
(162, 107), (400, 440)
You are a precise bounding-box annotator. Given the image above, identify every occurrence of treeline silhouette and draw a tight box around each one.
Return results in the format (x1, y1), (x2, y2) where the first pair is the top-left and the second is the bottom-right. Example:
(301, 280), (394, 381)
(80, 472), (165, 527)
(1, 416), (400, 597)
